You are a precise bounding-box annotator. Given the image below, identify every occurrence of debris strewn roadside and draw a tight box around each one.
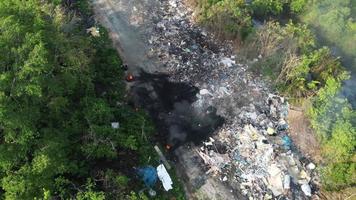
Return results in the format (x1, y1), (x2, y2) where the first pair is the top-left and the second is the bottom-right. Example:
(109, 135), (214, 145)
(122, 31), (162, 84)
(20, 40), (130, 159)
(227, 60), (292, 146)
(147, 0), (320, 199)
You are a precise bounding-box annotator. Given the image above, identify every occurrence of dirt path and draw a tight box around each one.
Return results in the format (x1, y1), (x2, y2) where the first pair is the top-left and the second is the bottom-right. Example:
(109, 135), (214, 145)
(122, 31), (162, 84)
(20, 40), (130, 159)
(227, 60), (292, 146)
(92, 0), (161, 73)
(288, 108), (322, 162)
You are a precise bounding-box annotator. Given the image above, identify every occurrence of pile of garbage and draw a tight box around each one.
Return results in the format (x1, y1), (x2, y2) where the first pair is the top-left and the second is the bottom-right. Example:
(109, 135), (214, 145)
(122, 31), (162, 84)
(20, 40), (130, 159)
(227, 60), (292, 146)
(197, 94), (319, 199)
(145, 0), (320, 199)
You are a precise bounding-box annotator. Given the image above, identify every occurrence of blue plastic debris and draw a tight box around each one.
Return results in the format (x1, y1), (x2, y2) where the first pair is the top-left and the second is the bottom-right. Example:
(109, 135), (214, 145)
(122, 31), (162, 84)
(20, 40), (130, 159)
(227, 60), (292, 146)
(136, 166), (158, 188)
(233, 150), (247, 165)
(277, 119), (289, 131)
(282, 136), (292, 150)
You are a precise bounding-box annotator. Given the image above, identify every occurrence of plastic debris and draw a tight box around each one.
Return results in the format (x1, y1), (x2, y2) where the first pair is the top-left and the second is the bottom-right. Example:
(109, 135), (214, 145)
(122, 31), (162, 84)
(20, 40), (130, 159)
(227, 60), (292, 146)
(148, 189), (157, 197)
(111, 122), (119, 129)
(267, 164), (284, 196)
(307, 162), (316, 170)
(282, 135), (292, 150)
(222, 176), (227, 182)
(157, 164), (173, 191)
(139, 0), (320, 197)
(136, 166), (158, 188)
(267, 127), (275, 135)
(86, 27), (100, 37)
(220, 57), (236, 67)
(301, 184), (312, 196)
(278, 119), (288, 131)
(199, 89), (212, 96)
(283, 175), (291, 190)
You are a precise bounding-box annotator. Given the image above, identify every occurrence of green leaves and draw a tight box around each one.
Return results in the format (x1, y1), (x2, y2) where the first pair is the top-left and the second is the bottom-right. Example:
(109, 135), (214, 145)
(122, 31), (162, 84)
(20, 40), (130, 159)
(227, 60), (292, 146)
(0, 0), (155, 199)
(251, 0), (285, 16)
(76, 179), (106, 200)
(307, 78), (356, 190)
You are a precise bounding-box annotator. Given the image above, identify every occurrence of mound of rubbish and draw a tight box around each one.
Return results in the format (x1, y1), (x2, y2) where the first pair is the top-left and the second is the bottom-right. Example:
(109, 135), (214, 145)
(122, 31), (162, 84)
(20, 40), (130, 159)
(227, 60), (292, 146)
(146, 0), (320, 199)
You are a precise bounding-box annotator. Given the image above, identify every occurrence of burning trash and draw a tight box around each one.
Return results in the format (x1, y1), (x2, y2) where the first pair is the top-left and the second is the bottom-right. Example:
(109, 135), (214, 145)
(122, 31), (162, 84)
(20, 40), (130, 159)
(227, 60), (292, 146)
(165, 144), (171, 150)
(126, 73), (135, 82)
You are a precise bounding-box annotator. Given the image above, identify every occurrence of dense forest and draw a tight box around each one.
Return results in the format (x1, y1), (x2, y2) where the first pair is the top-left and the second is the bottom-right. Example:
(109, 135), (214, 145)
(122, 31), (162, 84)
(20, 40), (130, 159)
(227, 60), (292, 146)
(0, 0), (186, 199)
(191, 0), (355, 191)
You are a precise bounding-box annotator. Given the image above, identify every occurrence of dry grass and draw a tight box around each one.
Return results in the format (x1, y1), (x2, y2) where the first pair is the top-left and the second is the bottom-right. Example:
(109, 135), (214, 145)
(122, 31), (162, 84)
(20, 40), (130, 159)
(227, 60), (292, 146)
(319, 187), (356, 200)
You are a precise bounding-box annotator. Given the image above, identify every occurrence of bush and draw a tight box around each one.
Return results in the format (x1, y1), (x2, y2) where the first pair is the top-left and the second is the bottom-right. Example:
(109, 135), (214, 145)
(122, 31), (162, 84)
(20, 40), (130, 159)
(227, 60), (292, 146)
(308, 77), (356, 190)
(251, 0), (285, 17)
(322, 163), (356, 190)
(195, 0), (253, 40)
(278, 47), (348, 98)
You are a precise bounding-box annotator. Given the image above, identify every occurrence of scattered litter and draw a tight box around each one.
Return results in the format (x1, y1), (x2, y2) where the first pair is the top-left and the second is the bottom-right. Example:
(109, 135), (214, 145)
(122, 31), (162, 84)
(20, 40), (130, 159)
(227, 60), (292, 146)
(111, 122), (119, 129)
(148, 188), (157, 197)
(136, 166), (158, 188)
(154, 145), (171, 170)
(284, 175), (291, 190)
(222, 176), (227, 182)
(282, 135), (292, 150)
(143, 0), (320, 198)
(267, 127), (275, 135)
(301, 184), (312, 196)
(267, 164), (284, 196)
(199, 89), (212, 96)
(278, 119), (288, 131)
(220, 57), (236, 67)
(307, 162), (316, 170)
(86, 27), (100, 37)
(157, 164), (173, 191)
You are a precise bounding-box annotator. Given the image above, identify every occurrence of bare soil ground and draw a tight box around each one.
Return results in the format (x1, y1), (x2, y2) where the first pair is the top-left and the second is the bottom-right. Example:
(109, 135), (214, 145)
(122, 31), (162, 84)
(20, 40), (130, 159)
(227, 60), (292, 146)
(287, 108), (322, 163)
(288, 107), (356, 200)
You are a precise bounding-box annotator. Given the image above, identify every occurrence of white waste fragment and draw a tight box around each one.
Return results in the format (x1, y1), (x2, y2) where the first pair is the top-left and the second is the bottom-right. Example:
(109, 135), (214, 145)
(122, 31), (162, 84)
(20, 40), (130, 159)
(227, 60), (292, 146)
(307, 162), (316, 170)
(220, 57), (236, 67)
(203, 137), (215, 146)
(267, 127), (275, 135)
(199, 89), (212, 96)
(267, 164), (284, 196)
(169, 0), (177, 7)
(218, 87), (231, 96)
(148, 188), (156, 197)
(299, 170), (310, 181)
(111, 122), (120, 129)
(157, 164), (173, 191)
(222, 176), (228, 182)
(301, 184), (312, 196)
(247, 112), (257, 122)
(86, 27), (100, 37)
(264, 193), (273, 200)
(284, 175), (291, 190)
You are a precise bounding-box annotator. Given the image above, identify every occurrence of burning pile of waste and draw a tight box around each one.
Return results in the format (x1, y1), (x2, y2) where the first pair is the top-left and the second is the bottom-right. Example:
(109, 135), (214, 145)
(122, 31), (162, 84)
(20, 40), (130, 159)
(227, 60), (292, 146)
(145, 0), (320, 199)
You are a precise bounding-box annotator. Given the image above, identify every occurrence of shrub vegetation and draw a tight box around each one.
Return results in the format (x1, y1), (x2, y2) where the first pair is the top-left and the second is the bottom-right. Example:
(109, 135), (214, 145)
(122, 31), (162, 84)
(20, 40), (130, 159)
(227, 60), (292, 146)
(0, 0), (185, 199)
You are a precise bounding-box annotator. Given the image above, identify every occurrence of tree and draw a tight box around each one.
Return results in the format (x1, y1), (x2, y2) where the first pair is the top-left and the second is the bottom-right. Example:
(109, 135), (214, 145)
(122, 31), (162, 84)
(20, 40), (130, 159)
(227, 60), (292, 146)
(0, 0), (157, 198)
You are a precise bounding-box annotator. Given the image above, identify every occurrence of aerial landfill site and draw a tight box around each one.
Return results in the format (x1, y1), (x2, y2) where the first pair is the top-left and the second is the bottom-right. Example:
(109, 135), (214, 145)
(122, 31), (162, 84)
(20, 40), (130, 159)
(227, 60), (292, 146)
(148, 1), (319, 199)
(95, 0), (320, 199)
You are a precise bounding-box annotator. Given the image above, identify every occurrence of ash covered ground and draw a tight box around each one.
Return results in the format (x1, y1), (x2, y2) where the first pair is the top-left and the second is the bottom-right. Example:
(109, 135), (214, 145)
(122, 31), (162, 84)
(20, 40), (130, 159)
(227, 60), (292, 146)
(93, 0), (320, 199)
